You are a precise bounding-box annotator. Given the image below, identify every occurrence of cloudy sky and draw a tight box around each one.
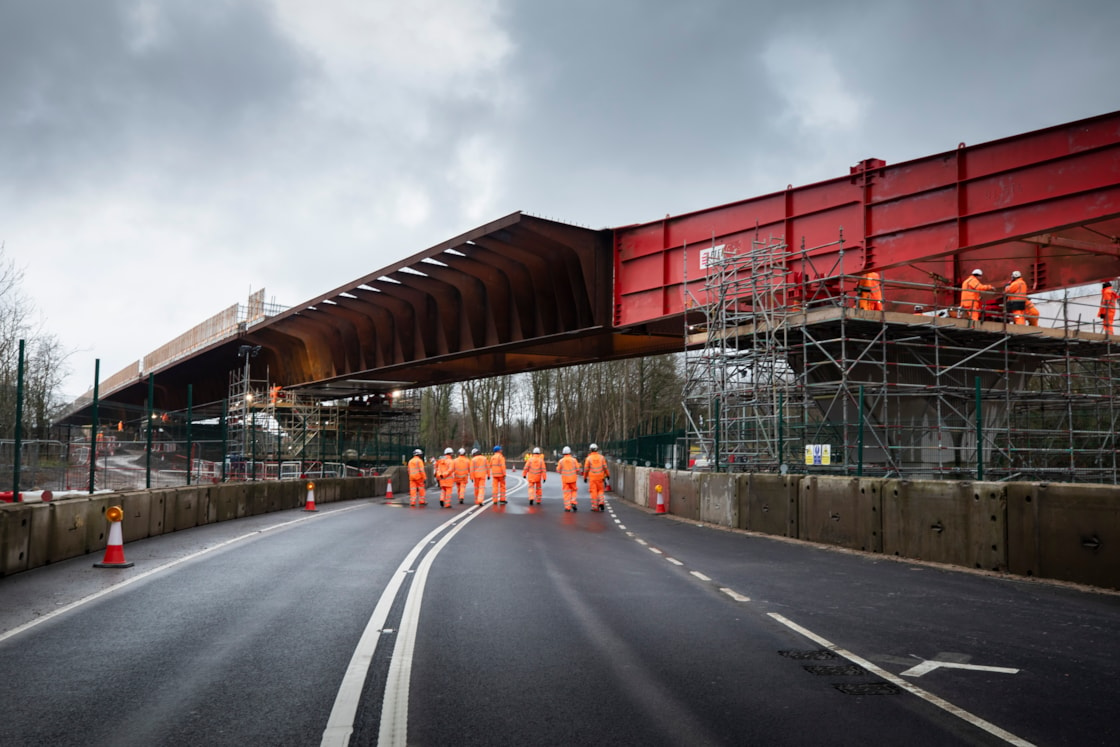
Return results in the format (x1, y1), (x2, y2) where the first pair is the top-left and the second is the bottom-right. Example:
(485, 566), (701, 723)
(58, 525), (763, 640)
(2, 0), (1118, 400)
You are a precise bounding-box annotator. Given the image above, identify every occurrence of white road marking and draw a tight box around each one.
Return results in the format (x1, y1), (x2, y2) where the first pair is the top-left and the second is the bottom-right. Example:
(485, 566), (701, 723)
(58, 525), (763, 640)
(635, 538), (648, 546)
(321, 505), (485, 746)
(649, 547), (663, 554)
(666, 558), (684, 566)
(617, 524), (627, 530)
(376, 504), (490, 746)
(901, 659), (1019, 678)
(690, 571), (711, 582)
(767, 613), (1034, 747)
(0, 504), (365, 645)
(719, 588), (750, 602)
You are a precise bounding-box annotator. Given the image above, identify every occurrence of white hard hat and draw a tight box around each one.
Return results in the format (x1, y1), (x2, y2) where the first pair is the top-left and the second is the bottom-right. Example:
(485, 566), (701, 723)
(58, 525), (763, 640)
(444, 447), (453, 455)
(1011, 270), (1021, 278)
(532, 447), (541, 454)
(589, 443), (599, 451)
(972, 268), (983, 276)
(562, 446), (571, 455)
(471, 448), (479, 455)
(413, 449), (422, 456)
(458, 448), (466, 455)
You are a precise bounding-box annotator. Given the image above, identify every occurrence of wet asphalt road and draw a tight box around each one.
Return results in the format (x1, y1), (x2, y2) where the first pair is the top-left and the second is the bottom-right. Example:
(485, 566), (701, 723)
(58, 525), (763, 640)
(2, 477), (1118, 746)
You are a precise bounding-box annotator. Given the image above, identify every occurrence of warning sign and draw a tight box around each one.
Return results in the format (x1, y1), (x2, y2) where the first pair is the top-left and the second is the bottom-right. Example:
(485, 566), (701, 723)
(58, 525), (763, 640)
(805, 444), (831, 466)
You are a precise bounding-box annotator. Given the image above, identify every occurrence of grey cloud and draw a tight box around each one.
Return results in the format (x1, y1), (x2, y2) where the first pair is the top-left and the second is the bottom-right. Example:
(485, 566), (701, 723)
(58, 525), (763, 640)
(0, 1), (309, 197)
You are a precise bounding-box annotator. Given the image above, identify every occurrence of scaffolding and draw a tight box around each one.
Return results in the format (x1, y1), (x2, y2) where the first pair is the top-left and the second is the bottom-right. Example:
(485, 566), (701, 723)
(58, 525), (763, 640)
(682, 238), (1120, 483)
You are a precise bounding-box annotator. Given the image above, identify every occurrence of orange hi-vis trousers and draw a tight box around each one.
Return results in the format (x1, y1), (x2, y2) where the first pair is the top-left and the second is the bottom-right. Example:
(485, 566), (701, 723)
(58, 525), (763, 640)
(409, 478), (426, 506)
(492, 476), (506, 503)
(588, 478), (607, 508)
(561, 479), (578, 509)
(527, 478), (543, 504)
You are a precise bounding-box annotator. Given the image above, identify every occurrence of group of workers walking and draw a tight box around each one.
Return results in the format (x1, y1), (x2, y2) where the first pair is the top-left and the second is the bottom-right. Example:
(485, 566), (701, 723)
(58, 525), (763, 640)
(405, 443), (610, 511)
(861, 268), (1118, 334)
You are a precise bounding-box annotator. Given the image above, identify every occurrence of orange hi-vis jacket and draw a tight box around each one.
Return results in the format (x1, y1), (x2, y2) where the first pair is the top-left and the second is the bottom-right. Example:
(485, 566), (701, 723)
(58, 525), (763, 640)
(961, 274), (993, 305)
(470, 454), (488, 481)
(556, 454), (580, 484)
(583, 452), (609, 482)
(524, 453), (547, 482)
(435, 455), (455, 487)
(1005, 277), (1028, 304)
(1101, 286), (1118, 316)
(489, 452), (507, 478)
(408, 456), (426, 483)
(453, 454), (471, 481)
(557, 456), (582, 486)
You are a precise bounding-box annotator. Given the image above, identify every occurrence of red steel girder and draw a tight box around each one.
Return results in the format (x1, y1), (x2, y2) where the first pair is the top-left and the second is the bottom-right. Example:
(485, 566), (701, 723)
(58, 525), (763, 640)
(614, 110), (1120, 326)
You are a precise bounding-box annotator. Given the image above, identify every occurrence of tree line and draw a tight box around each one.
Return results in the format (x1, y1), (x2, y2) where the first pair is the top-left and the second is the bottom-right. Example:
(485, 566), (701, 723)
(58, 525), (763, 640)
(418, 354), (684, 455)
(0, 245), (69, 441)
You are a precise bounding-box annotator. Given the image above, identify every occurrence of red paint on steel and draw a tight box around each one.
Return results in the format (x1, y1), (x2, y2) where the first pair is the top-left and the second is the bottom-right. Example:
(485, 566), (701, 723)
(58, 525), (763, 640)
(614, 110), (1120, 326)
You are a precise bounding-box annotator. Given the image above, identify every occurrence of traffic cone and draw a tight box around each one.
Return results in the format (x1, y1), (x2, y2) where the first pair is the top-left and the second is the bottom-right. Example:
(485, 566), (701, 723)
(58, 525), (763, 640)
(303, 481), (319, 512)
(94, 506), (134, 568)
(386, 480), (393, 500)
(655, 484), (667, 514)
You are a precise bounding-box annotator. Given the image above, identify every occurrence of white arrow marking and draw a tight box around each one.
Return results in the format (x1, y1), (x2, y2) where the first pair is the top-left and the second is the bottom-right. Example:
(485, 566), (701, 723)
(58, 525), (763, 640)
(901, 659), (1020, 678)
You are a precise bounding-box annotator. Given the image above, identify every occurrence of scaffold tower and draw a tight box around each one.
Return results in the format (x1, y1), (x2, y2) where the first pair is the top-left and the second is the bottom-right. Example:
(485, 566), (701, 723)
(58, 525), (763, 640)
(682, 236), (1120, 483)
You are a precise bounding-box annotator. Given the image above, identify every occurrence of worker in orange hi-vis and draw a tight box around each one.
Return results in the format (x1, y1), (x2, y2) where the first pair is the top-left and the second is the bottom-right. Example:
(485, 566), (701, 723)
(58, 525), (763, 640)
(856, 270), (883, 311)
(435, 447), (456, 508)
(453, 447), (471, 504)
(582, 443), (611, 512)
(407, 449), (427, 507)
(489, 445), (508, 504)
(523, 447), (547, 505)
(960, 268), (994, 321)
(469, 448), (489, 505)
(1099, 281), (1118, 335)
(1004, 270), (1029, 325)
(556, 446), (581, 512)
(1024, 299), (1041, 327)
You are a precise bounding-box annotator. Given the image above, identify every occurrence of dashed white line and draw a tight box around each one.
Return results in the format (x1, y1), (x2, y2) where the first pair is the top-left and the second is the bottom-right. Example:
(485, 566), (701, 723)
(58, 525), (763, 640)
(649, 547), (663, 554)
(719, 588), (750, 602)
(690, 571), (711, 582)
(666, 558), (684, 566)
(635, 538), (648, 546)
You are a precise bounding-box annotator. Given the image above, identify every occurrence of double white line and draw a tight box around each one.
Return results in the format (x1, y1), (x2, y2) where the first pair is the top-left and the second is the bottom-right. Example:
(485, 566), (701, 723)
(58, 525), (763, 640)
(321, 502), (492, 746)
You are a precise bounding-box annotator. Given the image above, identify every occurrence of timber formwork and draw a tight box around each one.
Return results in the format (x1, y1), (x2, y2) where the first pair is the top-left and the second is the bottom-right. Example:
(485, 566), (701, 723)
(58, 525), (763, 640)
(683, 248), (1120, 483)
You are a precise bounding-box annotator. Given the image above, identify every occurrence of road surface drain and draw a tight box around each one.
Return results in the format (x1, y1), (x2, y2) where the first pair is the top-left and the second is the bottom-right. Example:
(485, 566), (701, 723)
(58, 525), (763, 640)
(803, 665), (867, 676)
(778, 649), (837, 661)
(833, 682), (901, 695)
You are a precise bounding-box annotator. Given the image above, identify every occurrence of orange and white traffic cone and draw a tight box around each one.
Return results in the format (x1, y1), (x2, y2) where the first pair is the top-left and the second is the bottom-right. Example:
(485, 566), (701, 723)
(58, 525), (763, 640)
(303, 481), (318, 512)
(94, 506), (134, 568)
(655, 484), (667, 514)
(386, 480), (393, 500)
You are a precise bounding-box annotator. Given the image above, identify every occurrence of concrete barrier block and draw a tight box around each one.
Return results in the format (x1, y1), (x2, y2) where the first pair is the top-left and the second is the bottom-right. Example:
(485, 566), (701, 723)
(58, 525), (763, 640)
(700, 473), (738, 528)
(120, 492), (153, 542)
(232, 483), (251, 518)
(882, 480), (1006, 571)
(648, 470), (670, 512)
(207, 483), (238, 522)
(25, 502), (52, 570)
(47, 498), (91, 564)
(149, 490), (168, 536)
(669, 470), (701, 520)
(1031, 482), (1120, 590)
(171, 487), (204, 532)
(745, 473), (799, 536)
(633, 468), (650, 508)
(1005, 482), (1039, 578)
(247, 482), (270, 516)
(86, 496), (117, 555)
(622, 465), (635, 501)
(1, 503), (36, 576)
(799, 476), (883, 552)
